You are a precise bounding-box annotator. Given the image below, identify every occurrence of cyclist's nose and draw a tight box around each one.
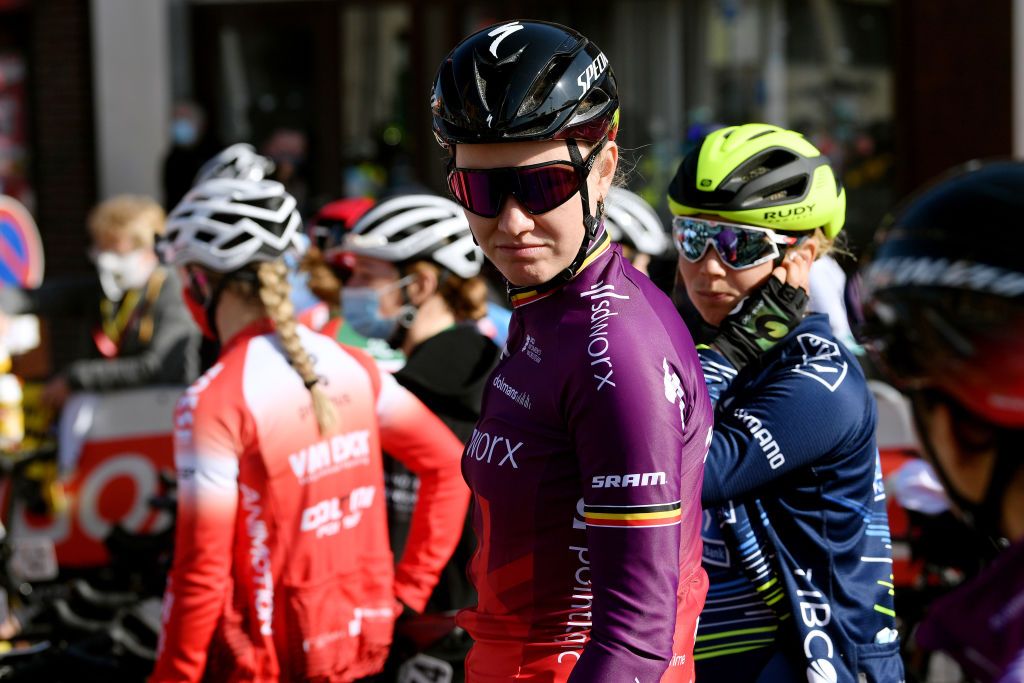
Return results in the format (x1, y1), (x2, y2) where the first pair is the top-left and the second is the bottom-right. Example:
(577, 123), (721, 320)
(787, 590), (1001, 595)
(497, 196), (534, 238)
(699, 248), (728, 276)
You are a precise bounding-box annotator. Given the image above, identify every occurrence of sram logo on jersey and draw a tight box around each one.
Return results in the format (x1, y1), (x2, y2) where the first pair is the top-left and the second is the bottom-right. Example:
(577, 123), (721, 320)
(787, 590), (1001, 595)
(288, 430), (371, 483)
(300, 486), (375, 538)
(591, 472), (666, 488)
(580, 281), (629, 391)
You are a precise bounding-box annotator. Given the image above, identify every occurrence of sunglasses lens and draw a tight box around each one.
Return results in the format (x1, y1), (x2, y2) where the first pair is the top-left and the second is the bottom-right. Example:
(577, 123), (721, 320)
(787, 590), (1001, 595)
(516, 164), (582, 214)
(449, 169), (504, 217)
(674, 218), (779, 269)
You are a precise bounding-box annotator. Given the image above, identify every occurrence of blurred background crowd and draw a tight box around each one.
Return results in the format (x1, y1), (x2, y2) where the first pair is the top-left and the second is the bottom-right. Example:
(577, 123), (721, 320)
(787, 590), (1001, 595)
(0, 1), (1017, 681)
(1, 1), (1014, 336)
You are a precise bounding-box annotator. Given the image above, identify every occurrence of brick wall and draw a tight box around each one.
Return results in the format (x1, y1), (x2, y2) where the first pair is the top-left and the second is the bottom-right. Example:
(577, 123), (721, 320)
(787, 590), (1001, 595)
(28, 0), (97, 375)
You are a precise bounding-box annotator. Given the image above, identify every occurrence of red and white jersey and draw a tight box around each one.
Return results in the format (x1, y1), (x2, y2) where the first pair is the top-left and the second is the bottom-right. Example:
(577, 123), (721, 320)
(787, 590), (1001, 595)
(150, 319), (468, 683)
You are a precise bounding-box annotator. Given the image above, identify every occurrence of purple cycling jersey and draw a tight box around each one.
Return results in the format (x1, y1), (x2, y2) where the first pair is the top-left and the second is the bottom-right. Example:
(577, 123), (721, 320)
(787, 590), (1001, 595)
(917, 537), (1024, 682)
(457, 240), (713, 683)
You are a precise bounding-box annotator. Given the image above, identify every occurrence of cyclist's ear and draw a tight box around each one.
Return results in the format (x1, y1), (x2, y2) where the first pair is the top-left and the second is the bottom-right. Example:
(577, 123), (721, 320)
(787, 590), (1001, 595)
(593, 142), (618, 195)
(405, 264), (439, 306)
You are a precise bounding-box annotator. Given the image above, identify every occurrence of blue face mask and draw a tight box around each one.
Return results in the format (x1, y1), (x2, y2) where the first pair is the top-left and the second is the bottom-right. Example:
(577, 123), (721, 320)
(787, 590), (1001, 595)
(172, 118), (198, 146)
(341, 275), (417, 340)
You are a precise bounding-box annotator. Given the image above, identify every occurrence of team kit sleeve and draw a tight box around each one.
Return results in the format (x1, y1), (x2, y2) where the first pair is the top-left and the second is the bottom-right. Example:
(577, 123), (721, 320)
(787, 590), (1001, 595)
(561, 329), (708, 682)
(150, 379), (246, 682)
(373, 366), (470, 613)
(700, 350), (864, 507)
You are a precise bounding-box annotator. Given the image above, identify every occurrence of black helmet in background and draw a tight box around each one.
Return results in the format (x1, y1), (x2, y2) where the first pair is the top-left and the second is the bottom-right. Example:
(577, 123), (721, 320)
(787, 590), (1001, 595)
(858, 160), (1024, 539)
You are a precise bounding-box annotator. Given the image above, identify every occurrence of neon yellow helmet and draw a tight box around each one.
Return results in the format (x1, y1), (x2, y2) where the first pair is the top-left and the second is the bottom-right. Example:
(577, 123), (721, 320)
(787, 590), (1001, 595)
(667, 123), (846, 238)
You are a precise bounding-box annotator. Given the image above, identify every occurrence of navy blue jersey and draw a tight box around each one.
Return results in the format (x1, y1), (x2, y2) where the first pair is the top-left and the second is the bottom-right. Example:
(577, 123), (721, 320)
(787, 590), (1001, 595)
(696, 315), (904, 683)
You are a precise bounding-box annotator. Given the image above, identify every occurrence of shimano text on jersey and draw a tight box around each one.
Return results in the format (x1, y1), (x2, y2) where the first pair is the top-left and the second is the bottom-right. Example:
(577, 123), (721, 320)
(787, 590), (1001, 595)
(733, 408), (785, 470)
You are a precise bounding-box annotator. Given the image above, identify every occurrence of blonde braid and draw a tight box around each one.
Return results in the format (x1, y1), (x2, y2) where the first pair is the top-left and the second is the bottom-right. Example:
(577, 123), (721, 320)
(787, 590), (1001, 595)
(256, 261), (338, 435)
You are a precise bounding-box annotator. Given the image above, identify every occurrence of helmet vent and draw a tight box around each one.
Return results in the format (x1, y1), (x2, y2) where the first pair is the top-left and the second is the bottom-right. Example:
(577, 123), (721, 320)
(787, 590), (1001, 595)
(516, 54), (573, 118)
(573, 88), (609, 120)
(517, 59), (561, 117)
(237, 196), (285, 212)
(474, 46), (526, 114)
(193, 229), (217, 244)
(221, 232), (251, 250)
(745, 177), (809, 207)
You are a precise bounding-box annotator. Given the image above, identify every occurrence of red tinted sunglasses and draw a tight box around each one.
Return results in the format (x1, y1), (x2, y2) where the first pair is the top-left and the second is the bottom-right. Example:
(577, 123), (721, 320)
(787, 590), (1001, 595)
(447, 142), (604, 218)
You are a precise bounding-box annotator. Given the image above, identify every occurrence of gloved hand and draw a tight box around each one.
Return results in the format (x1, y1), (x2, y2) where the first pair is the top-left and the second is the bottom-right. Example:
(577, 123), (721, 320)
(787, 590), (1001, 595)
(713, 268), (809, 371)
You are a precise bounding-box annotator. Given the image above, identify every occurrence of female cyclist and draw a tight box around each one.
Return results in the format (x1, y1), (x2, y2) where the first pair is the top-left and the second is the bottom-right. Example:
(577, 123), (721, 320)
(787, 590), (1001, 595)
(148, 178), (469, 682)
(859, 161), (1024, 682)
(340, 192), (500, 680)
(667, 123), (902, 682)
(431, 20), (712, 683)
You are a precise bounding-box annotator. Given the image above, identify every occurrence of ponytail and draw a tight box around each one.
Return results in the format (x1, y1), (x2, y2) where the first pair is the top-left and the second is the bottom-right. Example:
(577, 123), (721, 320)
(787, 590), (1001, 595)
(256, 261), (337, 435)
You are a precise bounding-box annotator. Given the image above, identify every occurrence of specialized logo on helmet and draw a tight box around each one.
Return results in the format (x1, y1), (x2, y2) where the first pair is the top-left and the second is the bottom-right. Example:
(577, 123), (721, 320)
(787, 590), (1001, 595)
(699, 179), (712, 188)
(576, 52), (609, 96)
(487, 21), (524, 58)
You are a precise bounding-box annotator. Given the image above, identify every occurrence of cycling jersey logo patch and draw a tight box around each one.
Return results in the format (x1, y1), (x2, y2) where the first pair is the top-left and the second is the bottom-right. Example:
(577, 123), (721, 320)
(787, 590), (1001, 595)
(792, 333), (848, 392)
(521, 334), (542, 363)
(493, 374), (532, 410)
(807, 658), (838, 683)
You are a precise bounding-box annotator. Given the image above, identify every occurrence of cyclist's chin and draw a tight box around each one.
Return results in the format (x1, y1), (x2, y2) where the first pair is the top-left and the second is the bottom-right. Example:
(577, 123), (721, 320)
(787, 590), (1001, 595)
(690, 293), (737, 327)
(495, 252), (571, 288)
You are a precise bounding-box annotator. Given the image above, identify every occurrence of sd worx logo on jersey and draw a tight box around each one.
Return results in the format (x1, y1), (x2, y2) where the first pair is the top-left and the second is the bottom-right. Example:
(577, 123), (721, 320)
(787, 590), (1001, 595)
(579, 281), (630, 391)
(466, 429), (522, 469)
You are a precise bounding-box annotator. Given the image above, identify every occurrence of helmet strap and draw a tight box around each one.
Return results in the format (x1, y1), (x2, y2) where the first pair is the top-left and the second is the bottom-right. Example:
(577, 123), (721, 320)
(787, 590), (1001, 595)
(555, 137), (606, 282)
(911, 394), (1016, 551)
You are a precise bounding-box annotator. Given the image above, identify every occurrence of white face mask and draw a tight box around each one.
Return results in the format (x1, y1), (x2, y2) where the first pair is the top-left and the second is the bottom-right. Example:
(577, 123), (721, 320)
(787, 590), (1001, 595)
(92, 248), (156, 300)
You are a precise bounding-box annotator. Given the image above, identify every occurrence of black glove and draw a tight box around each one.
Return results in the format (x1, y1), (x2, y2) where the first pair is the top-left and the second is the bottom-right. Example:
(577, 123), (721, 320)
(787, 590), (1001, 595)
(713, 276), (808, 370)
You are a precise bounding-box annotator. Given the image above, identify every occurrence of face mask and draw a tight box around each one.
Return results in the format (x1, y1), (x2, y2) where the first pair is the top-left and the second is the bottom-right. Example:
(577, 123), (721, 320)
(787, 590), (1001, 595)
(172, 118), (198, 146)
(93, 249), (156, 301)
(341, 275), (416, 340)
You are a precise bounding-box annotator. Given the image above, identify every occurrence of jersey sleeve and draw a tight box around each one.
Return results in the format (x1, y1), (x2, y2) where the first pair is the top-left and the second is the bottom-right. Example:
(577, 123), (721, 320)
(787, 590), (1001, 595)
(700, 347), (870, 507)
(150, 369), (247, 683)
(562, 323), (711, 682)
(373, 366), (470, 612)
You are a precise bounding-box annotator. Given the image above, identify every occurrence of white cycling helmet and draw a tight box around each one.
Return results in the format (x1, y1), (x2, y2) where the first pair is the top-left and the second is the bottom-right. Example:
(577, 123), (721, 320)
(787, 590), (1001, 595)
(161, 178), (303, 272)
(603, 187), (670, 256)
(193, 143), (275, 185)
(344, 194), (483, 279)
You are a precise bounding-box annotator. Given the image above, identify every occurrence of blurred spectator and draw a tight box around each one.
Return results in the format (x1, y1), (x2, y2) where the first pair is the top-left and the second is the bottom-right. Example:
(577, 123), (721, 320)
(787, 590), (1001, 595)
(161, 101), (218, 210)
(261, 127), (309, 213)
(0, 195), (199, 410)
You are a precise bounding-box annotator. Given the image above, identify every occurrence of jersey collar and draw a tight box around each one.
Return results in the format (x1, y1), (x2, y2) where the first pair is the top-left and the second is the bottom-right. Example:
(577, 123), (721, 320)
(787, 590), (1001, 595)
(220, 317), (277, 354)
(508, 230), (612, 309)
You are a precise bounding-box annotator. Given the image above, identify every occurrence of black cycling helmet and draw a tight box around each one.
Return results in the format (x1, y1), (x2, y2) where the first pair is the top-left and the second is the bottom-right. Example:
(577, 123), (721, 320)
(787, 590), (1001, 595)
(858, 160), (1024, 539)
(431, 20), (619, 148)
(431, 20), (621, 292)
